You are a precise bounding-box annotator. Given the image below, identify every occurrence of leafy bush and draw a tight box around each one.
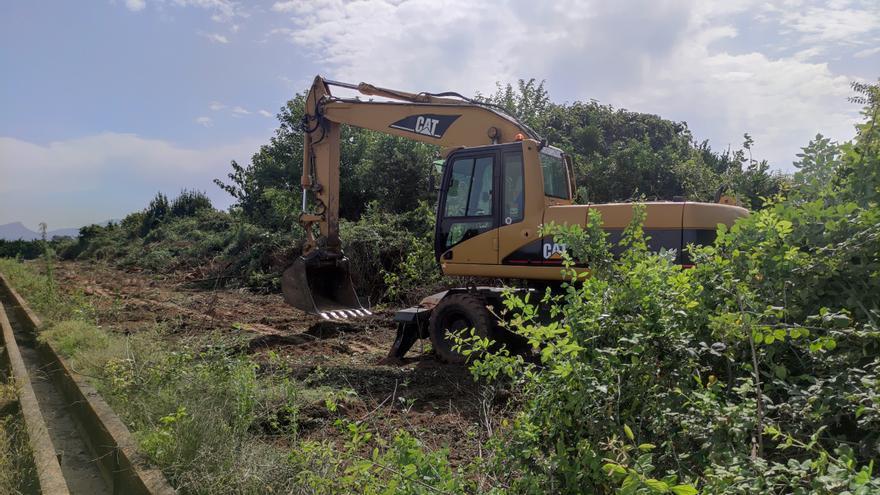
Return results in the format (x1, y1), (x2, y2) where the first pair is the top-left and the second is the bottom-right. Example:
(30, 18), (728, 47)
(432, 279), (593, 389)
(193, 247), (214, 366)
(341, 201), (439, 305)
(141, 192), (170, 236)
(288, 430), (467, 494)
(457, 81), (880, 494)
(170, 189), (213, 218)
(483, 79), (786, 206)
(0, 239), (42, 259)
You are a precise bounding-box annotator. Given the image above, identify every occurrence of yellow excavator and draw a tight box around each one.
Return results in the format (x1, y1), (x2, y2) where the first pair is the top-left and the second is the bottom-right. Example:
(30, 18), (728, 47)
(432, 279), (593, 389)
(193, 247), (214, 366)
(282, 75), (748, 362)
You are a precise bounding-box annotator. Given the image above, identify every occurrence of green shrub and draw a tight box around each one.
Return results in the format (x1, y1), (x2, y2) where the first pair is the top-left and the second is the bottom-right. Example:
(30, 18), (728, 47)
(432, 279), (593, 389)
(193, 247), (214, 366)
(341, 201), (438, 305)
(457, 81), (880, 494)
(141, 192), (170, 237)
(170, 189), (213, 218)
(0, 239), (42, 259)
(287, 429), (468, 494)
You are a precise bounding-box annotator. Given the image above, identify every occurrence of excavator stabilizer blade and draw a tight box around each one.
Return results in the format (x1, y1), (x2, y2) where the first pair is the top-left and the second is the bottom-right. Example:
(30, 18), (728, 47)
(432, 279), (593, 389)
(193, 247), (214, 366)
(282, 253), (366, 318)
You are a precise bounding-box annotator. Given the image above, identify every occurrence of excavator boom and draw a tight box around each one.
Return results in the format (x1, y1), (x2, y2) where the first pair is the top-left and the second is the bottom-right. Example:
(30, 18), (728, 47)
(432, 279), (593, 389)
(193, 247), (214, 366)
(284, 76), (541, 318)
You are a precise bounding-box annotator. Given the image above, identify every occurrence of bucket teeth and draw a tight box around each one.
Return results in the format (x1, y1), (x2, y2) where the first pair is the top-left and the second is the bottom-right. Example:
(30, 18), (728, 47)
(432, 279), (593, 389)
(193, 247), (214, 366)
(318, 309), (378, 320)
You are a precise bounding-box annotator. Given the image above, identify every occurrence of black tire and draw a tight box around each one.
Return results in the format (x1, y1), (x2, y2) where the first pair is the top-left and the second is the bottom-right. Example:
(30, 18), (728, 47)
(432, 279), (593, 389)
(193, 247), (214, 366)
(428, 293), (493, 364)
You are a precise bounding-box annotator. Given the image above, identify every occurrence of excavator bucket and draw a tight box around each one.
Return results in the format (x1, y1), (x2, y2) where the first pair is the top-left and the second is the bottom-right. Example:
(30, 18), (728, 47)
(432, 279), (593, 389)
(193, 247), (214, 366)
(281, 252), (371, 319)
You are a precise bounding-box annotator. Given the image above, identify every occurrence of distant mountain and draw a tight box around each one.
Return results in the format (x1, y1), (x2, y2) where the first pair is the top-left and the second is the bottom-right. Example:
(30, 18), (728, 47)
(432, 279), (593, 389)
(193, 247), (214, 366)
(0, 222), (81, 241)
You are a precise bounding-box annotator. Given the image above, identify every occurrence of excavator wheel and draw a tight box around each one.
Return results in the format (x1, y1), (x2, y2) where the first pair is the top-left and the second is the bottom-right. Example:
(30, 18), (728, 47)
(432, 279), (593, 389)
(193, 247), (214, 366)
(428, 293), (493, 364)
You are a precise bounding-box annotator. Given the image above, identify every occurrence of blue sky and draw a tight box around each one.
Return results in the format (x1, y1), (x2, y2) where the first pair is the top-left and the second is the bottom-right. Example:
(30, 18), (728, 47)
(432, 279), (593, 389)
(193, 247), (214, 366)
(1, 0), (878, 230)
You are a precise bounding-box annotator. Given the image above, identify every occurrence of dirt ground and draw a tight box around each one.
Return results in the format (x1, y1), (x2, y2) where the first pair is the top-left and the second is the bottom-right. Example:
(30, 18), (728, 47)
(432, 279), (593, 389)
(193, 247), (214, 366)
(54, 261), (502, 466)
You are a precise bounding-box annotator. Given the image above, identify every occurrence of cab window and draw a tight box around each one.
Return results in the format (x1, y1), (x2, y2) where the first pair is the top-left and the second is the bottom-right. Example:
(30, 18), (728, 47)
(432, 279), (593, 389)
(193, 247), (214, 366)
(439, 155), (495, 250)
(502, 151), (524, 224)
(444, 156), (494, 217)
(539, 149), (570, 199)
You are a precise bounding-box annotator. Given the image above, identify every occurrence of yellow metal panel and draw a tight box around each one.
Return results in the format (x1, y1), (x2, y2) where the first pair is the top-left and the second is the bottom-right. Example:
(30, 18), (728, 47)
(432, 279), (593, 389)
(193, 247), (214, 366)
(499, 143), (545, 261)
(543, 205), (589, 228)
(683, 203), (749, 229)
(587, 202), (683, 229)
(444, 229), (498, 264)
(323, 102), (526, 148)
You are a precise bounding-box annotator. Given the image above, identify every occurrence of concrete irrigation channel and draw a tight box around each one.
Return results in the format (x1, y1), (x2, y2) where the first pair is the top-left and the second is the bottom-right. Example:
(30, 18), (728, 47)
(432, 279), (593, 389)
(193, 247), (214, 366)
(0, 273), (176, 495)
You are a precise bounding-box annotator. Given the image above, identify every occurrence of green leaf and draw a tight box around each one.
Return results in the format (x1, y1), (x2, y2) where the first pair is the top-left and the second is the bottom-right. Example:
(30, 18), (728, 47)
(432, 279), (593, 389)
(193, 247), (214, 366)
(644, 478), (669, 492)
(638, 443), (656, 451)
(830, 313), (851, 328)
(774, 365), (788, 380)
(624, 424), (635, 441)
(603, 462), (626, 476)
(670, 485), (698, 495)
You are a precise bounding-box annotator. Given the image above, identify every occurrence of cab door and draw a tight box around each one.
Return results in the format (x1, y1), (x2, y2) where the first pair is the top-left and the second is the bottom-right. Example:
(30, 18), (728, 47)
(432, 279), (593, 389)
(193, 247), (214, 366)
(435, 151), (499, 264)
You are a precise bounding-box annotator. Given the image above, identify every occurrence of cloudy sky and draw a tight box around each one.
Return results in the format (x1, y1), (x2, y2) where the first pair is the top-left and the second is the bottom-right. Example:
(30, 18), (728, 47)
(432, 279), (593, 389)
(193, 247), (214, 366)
(1, 0), (878, 230)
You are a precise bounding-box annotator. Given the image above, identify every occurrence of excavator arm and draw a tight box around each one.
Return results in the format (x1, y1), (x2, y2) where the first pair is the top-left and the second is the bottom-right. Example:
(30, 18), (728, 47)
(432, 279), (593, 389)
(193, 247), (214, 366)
(284, 75), (539, 317)
(298, 76), (538, 256)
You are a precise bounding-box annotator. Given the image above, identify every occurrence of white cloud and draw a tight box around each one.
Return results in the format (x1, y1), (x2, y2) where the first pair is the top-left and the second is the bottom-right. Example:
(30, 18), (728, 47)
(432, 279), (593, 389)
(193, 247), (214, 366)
(793, 46), (825, 61)
(271, 1), (297, 13)
(258, 109), (273, 117)
(117, 0), (244, 22)
(172, 0), (242, 23)
(195, 116), (213, 127)
(270, 0), (868, 169)
(0, 133), (263, 227)
(125, 0), (146, 12)
(231, 106), (250, 115)
(631, 47), (858, 168)
(854, 46), (880, 58)
(774, 2), (880, 44)
(209, 101), (225, 111)
(201, 32), (229, 44)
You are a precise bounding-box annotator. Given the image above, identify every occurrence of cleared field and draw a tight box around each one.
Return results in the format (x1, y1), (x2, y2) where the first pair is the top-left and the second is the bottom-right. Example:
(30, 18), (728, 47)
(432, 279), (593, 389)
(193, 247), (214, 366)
(52, 261), (501, 466)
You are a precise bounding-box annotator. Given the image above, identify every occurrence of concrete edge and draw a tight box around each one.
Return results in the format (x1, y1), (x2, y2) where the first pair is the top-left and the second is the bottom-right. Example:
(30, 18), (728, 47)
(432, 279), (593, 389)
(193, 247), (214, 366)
(0, 272), (176, 495)
(0, 300), (70, 495)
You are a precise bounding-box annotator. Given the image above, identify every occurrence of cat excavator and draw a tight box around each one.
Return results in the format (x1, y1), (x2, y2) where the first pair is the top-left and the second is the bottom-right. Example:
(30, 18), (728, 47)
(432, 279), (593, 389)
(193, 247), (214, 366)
(282, 75), (748, 362)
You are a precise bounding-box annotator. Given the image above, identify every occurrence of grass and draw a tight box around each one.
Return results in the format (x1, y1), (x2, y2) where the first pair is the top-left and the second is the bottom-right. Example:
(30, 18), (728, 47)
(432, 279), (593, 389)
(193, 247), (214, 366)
(2, 258), (306, 493)
(0, 379), (38, 494)
(1, 257), (467, 494)
(38, 320), (109, 358)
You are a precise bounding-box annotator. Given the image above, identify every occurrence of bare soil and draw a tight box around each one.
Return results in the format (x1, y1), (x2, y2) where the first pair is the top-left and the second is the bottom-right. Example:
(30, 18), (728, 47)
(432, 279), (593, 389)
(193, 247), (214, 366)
(54, 261), (502, 466)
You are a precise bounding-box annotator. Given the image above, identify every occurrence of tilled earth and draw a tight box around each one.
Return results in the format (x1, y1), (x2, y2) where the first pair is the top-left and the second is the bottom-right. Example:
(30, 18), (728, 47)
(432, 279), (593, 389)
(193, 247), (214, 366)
(54, 261), (503, 465)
